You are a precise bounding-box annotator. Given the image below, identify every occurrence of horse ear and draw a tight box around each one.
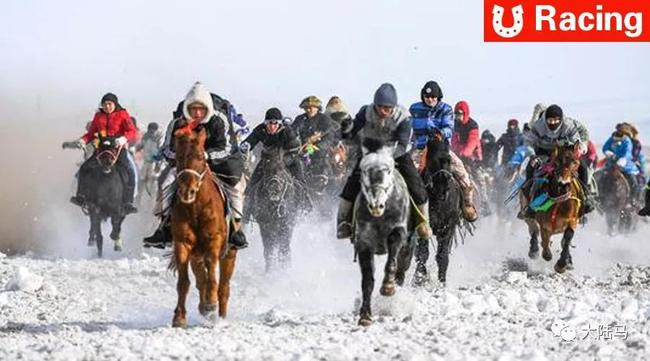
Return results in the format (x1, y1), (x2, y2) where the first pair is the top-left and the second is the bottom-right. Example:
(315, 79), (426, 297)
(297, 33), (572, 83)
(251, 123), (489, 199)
(361, 145), (369, 156)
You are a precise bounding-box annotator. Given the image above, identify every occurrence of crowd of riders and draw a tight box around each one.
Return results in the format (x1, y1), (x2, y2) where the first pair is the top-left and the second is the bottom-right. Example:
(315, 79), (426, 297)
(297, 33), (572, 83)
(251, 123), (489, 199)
(62, 81), (650, 251)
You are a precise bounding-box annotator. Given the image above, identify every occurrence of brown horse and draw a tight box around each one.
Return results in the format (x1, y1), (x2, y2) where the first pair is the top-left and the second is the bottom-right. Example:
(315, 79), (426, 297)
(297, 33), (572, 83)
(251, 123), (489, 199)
(523, 145), (583, 274)
(170, 125), (237, 328)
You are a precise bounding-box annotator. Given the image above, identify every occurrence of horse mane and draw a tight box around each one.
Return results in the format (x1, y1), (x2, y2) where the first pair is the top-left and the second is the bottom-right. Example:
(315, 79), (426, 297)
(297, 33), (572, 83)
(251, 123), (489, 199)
(361, 138), (389, 154)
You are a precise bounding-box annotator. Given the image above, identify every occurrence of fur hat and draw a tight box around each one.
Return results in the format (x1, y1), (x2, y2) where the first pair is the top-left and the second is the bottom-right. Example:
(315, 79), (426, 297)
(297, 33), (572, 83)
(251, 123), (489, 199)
(325, 96), (348, 115)
(182, 82), (215, 124)
(299, 96), (322, 110)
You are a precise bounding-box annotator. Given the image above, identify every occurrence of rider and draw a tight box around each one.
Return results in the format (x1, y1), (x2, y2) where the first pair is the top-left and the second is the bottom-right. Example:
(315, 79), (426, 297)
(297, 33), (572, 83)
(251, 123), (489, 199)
(481, 130), (499, 170)
(451, 100), (482, 164)
(408, 81), (478, 222)
(602, 129), (641, 205)
(291, 96), (340, 173)
(142, 82), (248, 250)
(520, 104), (595, 218)
(497, 119), (522, 166)
(135, 122), (163, 163)
(66, 93), (139, 214)
(337, 83), (433, 240)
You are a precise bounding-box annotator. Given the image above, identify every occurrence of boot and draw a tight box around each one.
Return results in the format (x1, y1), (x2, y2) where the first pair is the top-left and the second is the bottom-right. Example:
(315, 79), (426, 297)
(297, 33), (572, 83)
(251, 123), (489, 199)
(639, 189), (650, 216)
(229, 220), (248, 250)
(70, 195), (85, 207)
(582, 193), (595, 215)
(143, 224), (171, 249)
(415, 202), (433, 239)
(461, 186), (478, 222)
(336, 199), (354, 239)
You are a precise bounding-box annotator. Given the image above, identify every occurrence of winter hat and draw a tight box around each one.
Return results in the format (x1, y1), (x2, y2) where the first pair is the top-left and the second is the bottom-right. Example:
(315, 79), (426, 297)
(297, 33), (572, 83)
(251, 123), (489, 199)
(420, 81), (443, 101)
(373, 83), (398, 107)
(481, 130), (496, 143)
(182, 82), (215, 124)
(545, 104), (563, 120)
(454, 101), (470, 123)
(507, 118), (519, 128)
(325, 96), (349, 115)
(265, 107), (283, 122)
(299, 96), (322, 110)
(147, 122), (159, 132)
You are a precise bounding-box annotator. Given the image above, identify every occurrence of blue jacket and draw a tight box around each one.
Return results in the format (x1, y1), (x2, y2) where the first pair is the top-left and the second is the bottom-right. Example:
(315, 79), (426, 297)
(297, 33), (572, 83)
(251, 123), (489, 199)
(508, 145), (534, 168)
(602, 136), (639, 175)
(408, 101), (454, 149)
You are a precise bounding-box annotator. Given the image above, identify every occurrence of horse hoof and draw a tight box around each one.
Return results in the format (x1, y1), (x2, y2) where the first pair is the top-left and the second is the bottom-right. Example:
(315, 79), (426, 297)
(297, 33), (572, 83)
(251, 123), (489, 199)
(113, 239), (123, 252)
(88, 238), (96, 247)
(528, 250), (539, 259)
(554, 262), (567, 274)
(380, 283), (396, 297)
(413, 272), (430, 288)
(172, 317), (187, 328)
(542, 249), (553, 262)
(358, 315), (373, 327)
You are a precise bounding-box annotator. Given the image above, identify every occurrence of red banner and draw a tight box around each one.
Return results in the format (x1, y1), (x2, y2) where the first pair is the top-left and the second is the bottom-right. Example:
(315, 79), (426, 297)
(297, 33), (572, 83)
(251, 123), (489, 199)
(484, 0), (650, 41)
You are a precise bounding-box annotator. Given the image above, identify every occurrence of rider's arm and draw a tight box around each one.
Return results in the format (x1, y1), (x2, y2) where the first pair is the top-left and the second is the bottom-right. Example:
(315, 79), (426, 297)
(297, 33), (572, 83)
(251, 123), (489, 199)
(437, 105), (454, 141)
(161, 119), (178, 161)
(241, 124), (265, 151)
(80, 113), (100, 144)
(342, 106), (367, 140)
(283, 127), (302, 155)
(394, 117), (412, 158)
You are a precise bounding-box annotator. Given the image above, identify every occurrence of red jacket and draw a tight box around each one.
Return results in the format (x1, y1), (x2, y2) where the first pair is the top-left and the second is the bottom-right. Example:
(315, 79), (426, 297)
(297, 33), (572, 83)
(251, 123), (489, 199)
(451, 101), (482, 161)
(582, 140), (597, 167)
(81, 108), (138, 145)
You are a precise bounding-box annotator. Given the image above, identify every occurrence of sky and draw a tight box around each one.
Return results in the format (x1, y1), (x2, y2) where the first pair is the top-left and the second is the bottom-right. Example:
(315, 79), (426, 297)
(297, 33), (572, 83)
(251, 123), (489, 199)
(0, 0), (649, 251)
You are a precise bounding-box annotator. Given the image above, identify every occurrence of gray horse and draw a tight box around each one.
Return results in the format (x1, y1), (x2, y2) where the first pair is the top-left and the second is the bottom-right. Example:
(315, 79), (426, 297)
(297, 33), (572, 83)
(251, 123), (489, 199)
(353, 144), (412, 326)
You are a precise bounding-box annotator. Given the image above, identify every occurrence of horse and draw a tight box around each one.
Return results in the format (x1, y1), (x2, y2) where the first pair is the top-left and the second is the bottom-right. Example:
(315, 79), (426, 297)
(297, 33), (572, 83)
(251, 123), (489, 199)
(245, 148), (302, 272)
(596, 165), (636, 235)
(170, 126), (237, 328)
(399, 135), (465, 285)
(83, 135), (129, 257)
(522, 145), (582, 274)
(353, 140), (412, 326)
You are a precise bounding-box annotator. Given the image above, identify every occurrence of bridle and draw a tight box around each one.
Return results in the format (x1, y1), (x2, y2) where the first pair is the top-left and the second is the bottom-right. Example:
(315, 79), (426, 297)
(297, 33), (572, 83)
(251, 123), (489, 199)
(95, 142), (124, 168)
(177, 163), (208, 192)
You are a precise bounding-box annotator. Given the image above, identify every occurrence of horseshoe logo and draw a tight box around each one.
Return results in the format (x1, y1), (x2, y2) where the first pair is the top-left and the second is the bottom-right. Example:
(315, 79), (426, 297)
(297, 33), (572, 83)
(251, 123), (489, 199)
(492, 4), (524, 38)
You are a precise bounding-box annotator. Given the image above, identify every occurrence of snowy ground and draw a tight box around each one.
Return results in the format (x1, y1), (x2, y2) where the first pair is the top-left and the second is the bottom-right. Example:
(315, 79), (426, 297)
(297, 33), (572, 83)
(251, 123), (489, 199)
(1, 211), (649, 361)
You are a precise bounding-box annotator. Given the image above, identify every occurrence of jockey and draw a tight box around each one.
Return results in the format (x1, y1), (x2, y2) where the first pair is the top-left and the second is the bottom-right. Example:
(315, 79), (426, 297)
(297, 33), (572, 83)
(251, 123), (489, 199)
(240, 107), (306, 187)
(143, 82), (248, 250)
(135, 122), (163, 163)
(497, 119), (522, 166)
(408, 81), (478, 222)
(337, 83), (433, 240)
(451, 100), (483, 164)
(481, 130), (499, 169)
(291, 96), (340, 173)
(520, 104), (594, 218)
(67, 92), (139, 214)
(602, 130), (641, 204)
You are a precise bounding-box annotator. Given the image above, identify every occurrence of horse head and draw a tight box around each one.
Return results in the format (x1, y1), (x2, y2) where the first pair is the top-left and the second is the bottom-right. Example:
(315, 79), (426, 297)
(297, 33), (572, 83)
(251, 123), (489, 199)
(259, 149), (292, 205)
(95, 135), (122, 174)
(553, 144), (580, 186)
(360, 140), (396, 217)
(175, 126), (208, 204)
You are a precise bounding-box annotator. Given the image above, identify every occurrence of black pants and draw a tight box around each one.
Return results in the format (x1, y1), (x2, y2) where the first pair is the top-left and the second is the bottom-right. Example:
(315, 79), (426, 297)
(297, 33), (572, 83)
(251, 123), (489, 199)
(78, 150), (136, 203)
(340, 153), (428, 205)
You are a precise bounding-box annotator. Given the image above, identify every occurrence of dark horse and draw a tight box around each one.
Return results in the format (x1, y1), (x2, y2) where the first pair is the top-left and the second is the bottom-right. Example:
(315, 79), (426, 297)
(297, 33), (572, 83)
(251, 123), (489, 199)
(83, 135), (129, 257)
(596, 165), (636, 235)
(399, 134), (464, 285)
(246, 148), (302, 272)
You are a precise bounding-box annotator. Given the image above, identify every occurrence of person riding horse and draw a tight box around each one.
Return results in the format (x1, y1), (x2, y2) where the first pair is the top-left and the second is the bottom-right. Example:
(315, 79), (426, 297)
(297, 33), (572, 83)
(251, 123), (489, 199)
(602, 129), (642, 205)
(142, 82), (248, 250)
(240, 107), (310, 212)
(337, 83), (433, 240)
(64, 92), (139, 215)
(519, 104), (595, 219)
(409, 81), (478, 222)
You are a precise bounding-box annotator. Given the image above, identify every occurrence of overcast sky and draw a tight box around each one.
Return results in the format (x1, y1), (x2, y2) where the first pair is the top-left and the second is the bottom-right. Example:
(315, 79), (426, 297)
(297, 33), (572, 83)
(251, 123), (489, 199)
(1, 0), (649, 139)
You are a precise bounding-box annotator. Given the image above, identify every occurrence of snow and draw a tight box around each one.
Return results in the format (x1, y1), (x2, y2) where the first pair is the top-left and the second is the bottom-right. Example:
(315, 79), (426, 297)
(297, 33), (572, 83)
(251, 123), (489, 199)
(0, 216), (649, 360)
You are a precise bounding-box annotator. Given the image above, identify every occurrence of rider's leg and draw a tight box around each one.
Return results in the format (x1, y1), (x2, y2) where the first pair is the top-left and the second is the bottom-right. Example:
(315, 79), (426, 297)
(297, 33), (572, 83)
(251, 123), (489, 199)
(639, 180), (650, 216)
(518, 157), (538, 219)
(71, 157), (95, 206)
(623, 171), (640, 204)
(449, 151), (478, 222)
(337, 159), (361, 239)
(395, 153), (432, 239)
(143, 167), (176, 248)
(117, 151), (138, 214)
(577, 160), (595, 214)
(225, 175), (248, 250)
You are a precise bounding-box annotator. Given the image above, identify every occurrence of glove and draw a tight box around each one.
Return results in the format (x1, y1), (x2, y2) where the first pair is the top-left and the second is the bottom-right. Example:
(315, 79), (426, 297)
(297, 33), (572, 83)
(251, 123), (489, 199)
(239, 141), (251, 154)
(616, 158), (627, 168)
(577, 142), (588, 155)
(604, 150), (615, 159)
(282, 117), (293, 126)
(307, 132), (322, 145)
(62, 140), (84, 149)
(115, 136), (128, 147)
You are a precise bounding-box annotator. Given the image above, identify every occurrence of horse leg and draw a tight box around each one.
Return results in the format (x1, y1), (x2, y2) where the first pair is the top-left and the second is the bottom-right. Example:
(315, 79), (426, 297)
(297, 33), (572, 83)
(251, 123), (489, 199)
(172, 242), (191, 328)
(357, 247), (374, 327)
(527, 219), (540, 259)
(88, 212), (98, 247)
(435, 234), (452, 284)
(540, 228), (553, 262)
(278, 227), (292, 270)
(110, 215), (125, 252)
(395, 236), (415, 287)
(554, 227), (575, 274)
(90, 212), (103, 258)
(380, 228), (405, 297)
(190, 258), (209, 316)
(260, 227), (275, 273)
(413, 237), (431, 287)
(218, 248), (238, 318)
